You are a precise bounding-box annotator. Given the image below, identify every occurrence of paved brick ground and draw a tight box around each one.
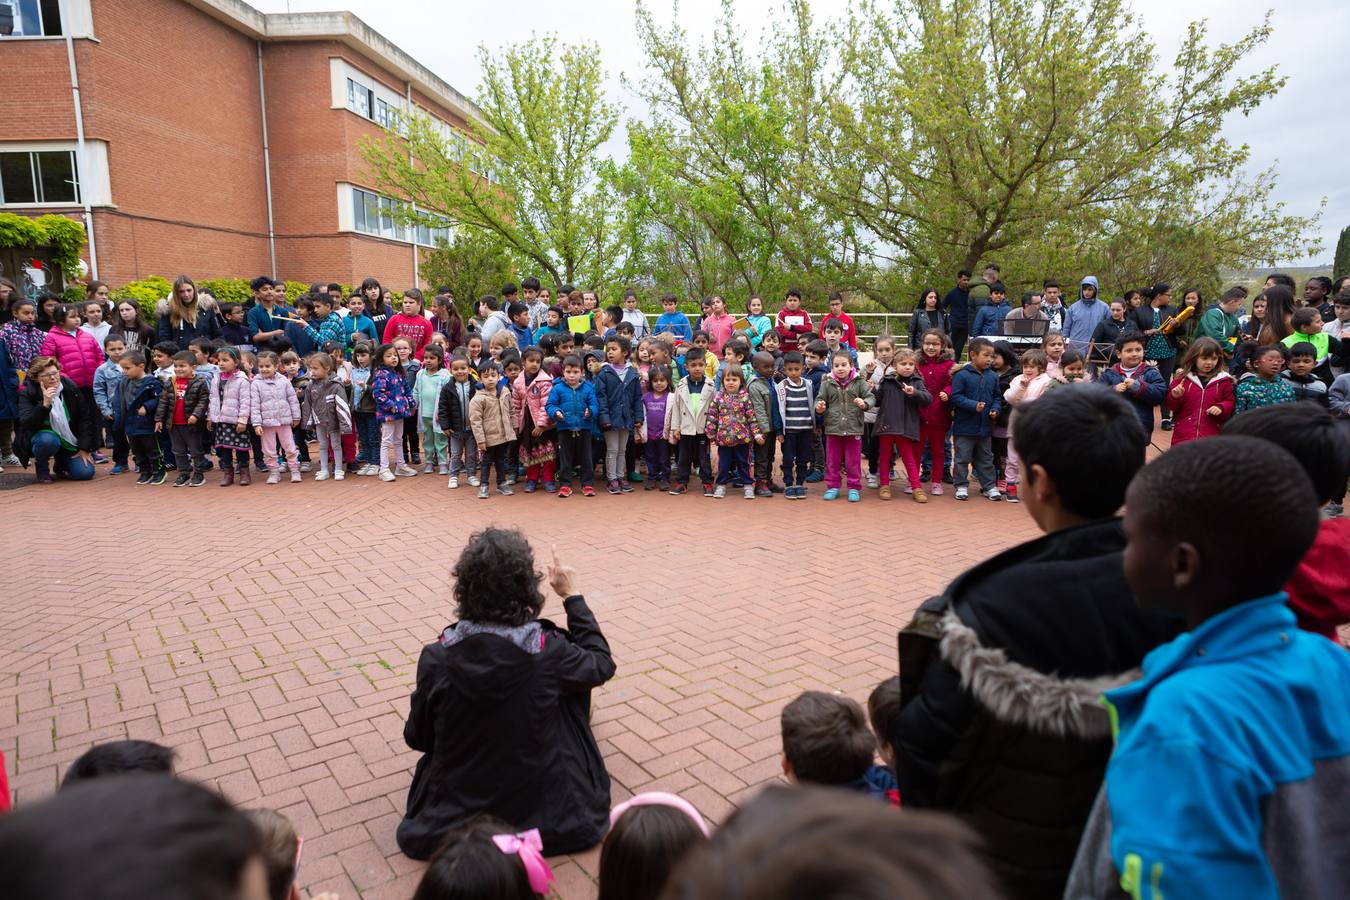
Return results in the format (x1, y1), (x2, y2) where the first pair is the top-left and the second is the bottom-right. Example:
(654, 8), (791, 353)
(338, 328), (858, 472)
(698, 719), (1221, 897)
(0, 472), (1030, 898)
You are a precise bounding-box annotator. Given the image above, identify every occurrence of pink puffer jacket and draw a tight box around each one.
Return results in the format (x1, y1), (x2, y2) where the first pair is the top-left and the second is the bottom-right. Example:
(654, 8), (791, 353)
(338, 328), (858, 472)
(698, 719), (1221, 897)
(39, 327), (105, 388)
(209, 371), (252, 426)
(512, 369), (554, 432)
(250, 372), (300, 427)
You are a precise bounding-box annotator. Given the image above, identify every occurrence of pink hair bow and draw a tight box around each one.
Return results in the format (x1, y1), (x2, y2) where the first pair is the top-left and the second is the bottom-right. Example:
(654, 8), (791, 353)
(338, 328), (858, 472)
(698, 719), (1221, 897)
(492, 828), (555, 894)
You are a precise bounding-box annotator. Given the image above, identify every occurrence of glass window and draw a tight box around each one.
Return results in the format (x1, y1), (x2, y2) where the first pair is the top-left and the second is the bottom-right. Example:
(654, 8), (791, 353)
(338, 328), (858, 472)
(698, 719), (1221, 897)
(0, 153), (37, 204)
(346, 78), (371, 119)
(35, 151), (77, 203)
(352, 188), (367, 232)
(375, 99), (390, 128)
(4, 0), (61, 36)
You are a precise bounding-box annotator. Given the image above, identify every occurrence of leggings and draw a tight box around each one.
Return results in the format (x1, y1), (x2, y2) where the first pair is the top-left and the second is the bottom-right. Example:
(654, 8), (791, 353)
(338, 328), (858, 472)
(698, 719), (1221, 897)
(824, 434), (863, 490)
(402, 415), (420, 458)
(603, 429), (628, 482)
(260, 425), (299, 474)
(316, 428), (344, 473)
(380, 419), (405, 471)
(217, 446), (250, 469)
(877, 435), (920, 488)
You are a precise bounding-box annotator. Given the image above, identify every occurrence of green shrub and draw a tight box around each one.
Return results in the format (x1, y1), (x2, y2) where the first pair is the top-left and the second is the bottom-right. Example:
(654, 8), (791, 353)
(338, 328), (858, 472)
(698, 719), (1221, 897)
(197, 278), (251, 308)
(0, 213), (86, 278)
(111, 276), (173, 321)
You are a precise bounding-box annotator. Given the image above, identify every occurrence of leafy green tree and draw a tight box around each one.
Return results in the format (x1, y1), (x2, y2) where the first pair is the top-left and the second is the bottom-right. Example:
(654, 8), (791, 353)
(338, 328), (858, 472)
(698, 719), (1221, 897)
(360, 36), (640, 289)
(1334, 226), (1350, 280)
(420, 229), (517, 315)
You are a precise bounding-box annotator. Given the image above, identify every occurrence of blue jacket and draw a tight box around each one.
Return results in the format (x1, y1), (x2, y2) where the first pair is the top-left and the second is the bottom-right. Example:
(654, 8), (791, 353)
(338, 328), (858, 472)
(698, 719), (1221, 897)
(0, 341), (18, 421)
(1098, 363), (1166, 437)
(972, 301), (1012, 338)
(949, 363), (1002, 436)
(1099, 594), (1350, 900)
(941, 287), (970, 328)
(508, 321), (533, 350)
(92, 360), (123, 419)
(653, 311), (692, 342)
(546, 379), (599, 431)
(1062, 276), (1109, 348)
(595, 363), (643, 431)
(343, 313), (379, 349)
(115, 375), (161, 436)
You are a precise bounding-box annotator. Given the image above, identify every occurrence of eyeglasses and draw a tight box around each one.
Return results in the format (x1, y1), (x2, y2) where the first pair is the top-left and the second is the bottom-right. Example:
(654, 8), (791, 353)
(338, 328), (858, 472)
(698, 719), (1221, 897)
(37, 370), (61, 380)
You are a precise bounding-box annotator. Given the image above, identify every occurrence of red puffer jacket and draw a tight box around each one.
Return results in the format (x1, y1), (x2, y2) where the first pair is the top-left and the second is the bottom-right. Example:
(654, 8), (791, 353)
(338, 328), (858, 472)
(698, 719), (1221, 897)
(1163, 371), (1235, 446)
(918, 355), (957, 428)
(39, 327), (105, 388)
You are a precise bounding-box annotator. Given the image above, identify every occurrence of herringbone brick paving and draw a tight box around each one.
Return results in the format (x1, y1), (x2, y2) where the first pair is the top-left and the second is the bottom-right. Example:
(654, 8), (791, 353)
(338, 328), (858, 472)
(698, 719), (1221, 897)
(0, 475), (1026, 898)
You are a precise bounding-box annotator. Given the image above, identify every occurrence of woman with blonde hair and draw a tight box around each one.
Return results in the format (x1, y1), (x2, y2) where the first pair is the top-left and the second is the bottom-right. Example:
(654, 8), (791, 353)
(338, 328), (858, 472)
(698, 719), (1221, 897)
(155, 274), (220, 345)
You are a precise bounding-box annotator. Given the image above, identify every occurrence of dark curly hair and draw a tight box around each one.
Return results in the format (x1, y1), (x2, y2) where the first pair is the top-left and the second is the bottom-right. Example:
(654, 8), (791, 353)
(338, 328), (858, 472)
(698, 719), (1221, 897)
(452, 528), (546, 626)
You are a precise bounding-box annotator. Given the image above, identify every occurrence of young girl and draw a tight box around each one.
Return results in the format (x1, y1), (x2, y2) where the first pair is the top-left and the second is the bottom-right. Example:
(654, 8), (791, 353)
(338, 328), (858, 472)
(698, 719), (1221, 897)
(469, 363), (516, 498)
(411, 818), (553, 900)
(760, 328), (783, 373)
(488, 330), (516, 366)
(430, 293), (464, 352)
(250, 351), (302, 484)
(704, 366), (761, 499)
(1235, 344), (1295, 414)
(916, 330), (957, 494)
(1165, 336), (1235, 445)
(371, 342), (417, 481)
(635, 339), (653, 384)
(300, 352), (353, 481)
(863, 336), (897, 488)
(990, 343), (1021, 487)
(1001, 348), (1053, 502)
(814, 351), (874, 502)
(872, 348), (932, 502)
(1042, 331), (1066, 380)
(599, 793), (711, 900)
(208, 347), (252, 486)
(395, 337), (422, 465)
(1240, 294), (1267, 341)
(465, 334), (488, 376)
(513, 347), (557, 492)
(350, 343), (379, 475)
(428, 332), (451, 356)
(641, 366), (673, 490)
(414, 344), (452, 474)
(109, 300), (155, 353)
(745, 295), (773, 350)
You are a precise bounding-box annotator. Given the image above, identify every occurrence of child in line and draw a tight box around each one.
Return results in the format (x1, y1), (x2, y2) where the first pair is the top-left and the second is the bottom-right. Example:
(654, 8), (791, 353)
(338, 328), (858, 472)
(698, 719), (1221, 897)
(1098, 333), (1166, 441)
(780, 691), (893, 802)
(746, 352), (781, 497)
(350, 342), (379, 475)
(1042, 331), (1067, 380)
(414, 344), (451, 474)
(436, 351), (480, 489)
(744, 295), (773, 350)
(774, 288), (813, 350)
(1069, 436), (1350, 899)
(1281, 306), (1342, 384)
(279, 351), (311, 472)
(866, 678), (902, 806)
(760, 328), (784, 375)
(395, 338), (423, 466)
(187, 337), (220, 384)
(595, 336), (643, 495)
(300, 352), (352, 482)
(640, 365), (673, 491)
(872, 347), (932, 502)
(803, 340), (830, 482)
(1235, 344), (1296, 414)
(916, 329), (956, 494)
(1164, 336), (1235, 446)
(665, 352), (715, 495)
(989, 342), (1021, 490)
(1000, 348), (1053, 501)
(814, 350), (875, 502)
(469, 363), (516, 498)
(653, 293), (692, 342)
(820, 318), (858, 367)
(514, 347), (557, 492)
(93, 335), (128, 473)
(251, 350), (302, 484)
(600, 794), (710, 900)
(547, 354), (599, 497)
(411, 817), (554, 900)
(774, 351), (816, 499)
(151, 340), (178, 466)
(154, 351), (210, 487)
(115, 350), (164, 485)
(371, 342), (417, 482)
(948, 338), (1002, 501)
(1283, 342), (1330, 407)
(207, 346), (252, 486)
(862, 336), (895, 489)
(705, 367), (761, 499)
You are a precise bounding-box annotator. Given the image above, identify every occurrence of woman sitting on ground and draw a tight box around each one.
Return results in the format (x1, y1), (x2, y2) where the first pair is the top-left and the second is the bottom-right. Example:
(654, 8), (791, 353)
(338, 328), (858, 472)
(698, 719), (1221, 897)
(16, 355), (98, 483)
(397, 528), (616, 860)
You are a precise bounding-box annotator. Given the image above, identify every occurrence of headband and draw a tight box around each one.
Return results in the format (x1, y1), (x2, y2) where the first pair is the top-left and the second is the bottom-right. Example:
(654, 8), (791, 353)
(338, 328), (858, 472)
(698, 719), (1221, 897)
(491, 828), (554, 895)
(609, 792), (711, 838)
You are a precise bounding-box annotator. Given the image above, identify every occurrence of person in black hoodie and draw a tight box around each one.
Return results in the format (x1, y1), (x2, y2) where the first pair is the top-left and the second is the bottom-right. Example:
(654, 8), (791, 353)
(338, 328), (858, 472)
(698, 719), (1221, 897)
(397, 528), (615, 860)
(893, 386), (1180, 899)
(989, 341), (1020, 488)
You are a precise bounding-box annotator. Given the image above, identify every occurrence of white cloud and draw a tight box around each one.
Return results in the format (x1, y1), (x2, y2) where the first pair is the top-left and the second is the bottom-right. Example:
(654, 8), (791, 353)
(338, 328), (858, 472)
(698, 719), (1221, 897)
(255, 0), (1345, 265)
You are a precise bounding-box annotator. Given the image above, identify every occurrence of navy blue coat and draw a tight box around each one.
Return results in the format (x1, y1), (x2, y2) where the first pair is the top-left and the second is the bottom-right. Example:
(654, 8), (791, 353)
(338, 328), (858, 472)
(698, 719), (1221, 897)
(949, 364), (1002, 436)
(0, 342), (19, 421)
(114, 376), (163, 436)
(595, 364), (643, 431)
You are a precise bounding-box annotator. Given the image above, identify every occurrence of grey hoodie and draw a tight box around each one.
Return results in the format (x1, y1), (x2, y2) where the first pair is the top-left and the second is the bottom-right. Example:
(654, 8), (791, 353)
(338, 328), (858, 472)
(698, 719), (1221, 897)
(1063, 276), (1110, 348)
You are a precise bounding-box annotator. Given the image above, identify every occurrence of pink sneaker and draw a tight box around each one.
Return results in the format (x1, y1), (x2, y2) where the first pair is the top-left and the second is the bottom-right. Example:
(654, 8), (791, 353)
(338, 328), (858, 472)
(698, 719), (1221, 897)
(929, 483), (944, 496)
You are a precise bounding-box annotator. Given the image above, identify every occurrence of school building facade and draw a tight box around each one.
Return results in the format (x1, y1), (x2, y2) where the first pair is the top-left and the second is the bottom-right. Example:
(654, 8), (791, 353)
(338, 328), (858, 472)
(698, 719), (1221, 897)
(0, 0), (480, 290)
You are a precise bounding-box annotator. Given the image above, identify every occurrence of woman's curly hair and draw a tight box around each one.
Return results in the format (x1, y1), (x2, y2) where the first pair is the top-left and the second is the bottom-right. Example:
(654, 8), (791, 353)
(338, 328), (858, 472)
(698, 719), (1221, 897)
(452, 528), (546, 626)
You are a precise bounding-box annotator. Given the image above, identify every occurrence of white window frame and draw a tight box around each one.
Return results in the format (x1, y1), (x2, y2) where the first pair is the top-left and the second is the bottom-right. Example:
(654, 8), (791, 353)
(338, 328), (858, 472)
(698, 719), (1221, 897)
(0, 139), (110, 208)
(331, 59), (408, 134)
(337, 184), (450, 248)
(0, 0), (92, 38)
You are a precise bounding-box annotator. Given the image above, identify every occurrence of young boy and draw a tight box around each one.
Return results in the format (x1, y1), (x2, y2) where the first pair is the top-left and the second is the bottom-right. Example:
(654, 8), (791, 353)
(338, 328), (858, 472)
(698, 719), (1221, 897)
(803, 340), (830, 482)
(116, 350), (165, 485)
(820, 318), (859, 367)
(151, 341), (178, 379)
(1282, 342), (1330, 407)
(653, 292), (692, 342)
(971, 283), (1011, 338)
(594, 336), (643, 494)
(774, 351), (816, 498)
(507, 301), (533, 351)
(866, 677), (901, 806)
(435, 352), (480, 489)
(187, 337), (220, 384)
(522, 276), (548, 334)
(93, 336), (129, 473)
(547, 354), (600, 497)
(814, 350), (874, 502)
(1073, 436), (1350, 900)
(1098, 333), (1166, 440)
(666, 351), (715, 494)
(468, 363), (515, 498)
(949, 338), (1003, 501)
(343, 294), (379, 351)
(775, 288), (814, 350)
(818, 291), (858, 349)
(1281, 306), (1342, 384)
(153, 351), (210, 487)
(747, 351), (782, 497)
(780, 691), (890, 802)
(219, 303), (253, 354)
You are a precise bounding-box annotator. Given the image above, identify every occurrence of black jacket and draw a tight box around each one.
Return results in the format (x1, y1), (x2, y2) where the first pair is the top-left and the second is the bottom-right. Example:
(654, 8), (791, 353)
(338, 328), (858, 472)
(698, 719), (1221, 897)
(397, 595), (616, 860)
(894, 519), (1179, 900)
(154, 375), (211, 430)
(15, 375), (99, 467)
(1131, 304), (1178, 353)
(435, 378), (479, 435)
(909, 308), (947, 348)
(1089, 317), (1129, 365)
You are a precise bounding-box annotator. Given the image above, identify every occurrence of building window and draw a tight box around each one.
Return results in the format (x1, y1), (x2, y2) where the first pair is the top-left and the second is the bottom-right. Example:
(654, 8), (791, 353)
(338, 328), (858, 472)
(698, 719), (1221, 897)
(346, 77), (372, 119)
(0, 149), (78, 204)
(349, 186), (449, 247)
(1, 0), (62, 36)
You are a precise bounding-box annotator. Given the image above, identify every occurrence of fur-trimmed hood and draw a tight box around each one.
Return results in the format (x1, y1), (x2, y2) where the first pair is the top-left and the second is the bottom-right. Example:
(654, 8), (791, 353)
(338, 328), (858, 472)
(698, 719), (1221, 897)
(154, 294), (218, 318)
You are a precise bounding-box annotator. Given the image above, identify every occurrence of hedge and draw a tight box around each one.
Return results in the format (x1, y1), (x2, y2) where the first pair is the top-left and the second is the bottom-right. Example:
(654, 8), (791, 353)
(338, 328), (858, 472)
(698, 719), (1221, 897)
(0, 213), (87, 280)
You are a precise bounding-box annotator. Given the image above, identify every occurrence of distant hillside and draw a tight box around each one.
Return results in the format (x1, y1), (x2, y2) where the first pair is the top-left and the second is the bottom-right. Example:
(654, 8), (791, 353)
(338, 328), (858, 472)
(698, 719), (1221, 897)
(1220, 265), (1333, 295)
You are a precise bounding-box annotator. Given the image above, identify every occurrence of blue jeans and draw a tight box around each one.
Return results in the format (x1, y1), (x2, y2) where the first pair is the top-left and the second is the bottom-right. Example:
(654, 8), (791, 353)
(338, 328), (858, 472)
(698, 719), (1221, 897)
(355, 412), (380, 464)
(31, 432), (95, 480)
(716, 443), (751, 486)
(952, 434), (996, 491)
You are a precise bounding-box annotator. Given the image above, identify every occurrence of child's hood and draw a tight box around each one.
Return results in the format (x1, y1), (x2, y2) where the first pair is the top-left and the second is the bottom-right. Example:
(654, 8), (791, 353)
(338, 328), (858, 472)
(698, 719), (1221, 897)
(830, 368), (858, 388)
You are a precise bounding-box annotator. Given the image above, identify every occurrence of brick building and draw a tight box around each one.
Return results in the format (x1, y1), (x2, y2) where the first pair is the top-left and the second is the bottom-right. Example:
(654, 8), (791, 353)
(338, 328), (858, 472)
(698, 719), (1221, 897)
(0, 0), (481, 290)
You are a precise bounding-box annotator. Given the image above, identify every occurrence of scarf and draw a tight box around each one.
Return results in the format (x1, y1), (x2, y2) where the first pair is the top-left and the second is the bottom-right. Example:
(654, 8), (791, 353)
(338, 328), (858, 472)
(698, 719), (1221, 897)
(46, 381), (79, 449)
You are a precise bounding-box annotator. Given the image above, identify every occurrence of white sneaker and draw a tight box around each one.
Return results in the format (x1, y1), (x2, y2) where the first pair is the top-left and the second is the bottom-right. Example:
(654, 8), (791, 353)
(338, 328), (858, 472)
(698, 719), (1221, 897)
(396, 464), (418, 477)
(743, 484), (755, 499)
(266, 472), (280, 485)
(955, 486), (969, 500)
(290, 471), (302, 483)
(468, 475), (481, 487)
(314, 470), (330, 481)
(379, 469), (396, 482)
(713, 484), (726, 498)
(447, 475), (459, 489)
(866, 473), (880, 489)
(361, 463), (379, 476)
(985, 488), (1003, 501)
(333, 469), (345, 481)
(299, 462), (311, 473)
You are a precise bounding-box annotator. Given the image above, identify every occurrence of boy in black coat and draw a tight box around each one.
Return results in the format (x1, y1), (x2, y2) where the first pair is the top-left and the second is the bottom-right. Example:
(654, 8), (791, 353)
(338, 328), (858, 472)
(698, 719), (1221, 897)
(154, 351), (211, 486)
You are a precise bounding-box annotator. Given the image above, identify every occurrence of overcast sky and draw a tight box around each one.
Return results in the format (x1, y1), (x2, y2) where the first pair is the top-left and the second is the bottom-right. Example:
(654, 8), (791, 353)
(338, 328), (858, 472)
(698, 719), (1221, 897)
(257, 0), (1346, 265)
